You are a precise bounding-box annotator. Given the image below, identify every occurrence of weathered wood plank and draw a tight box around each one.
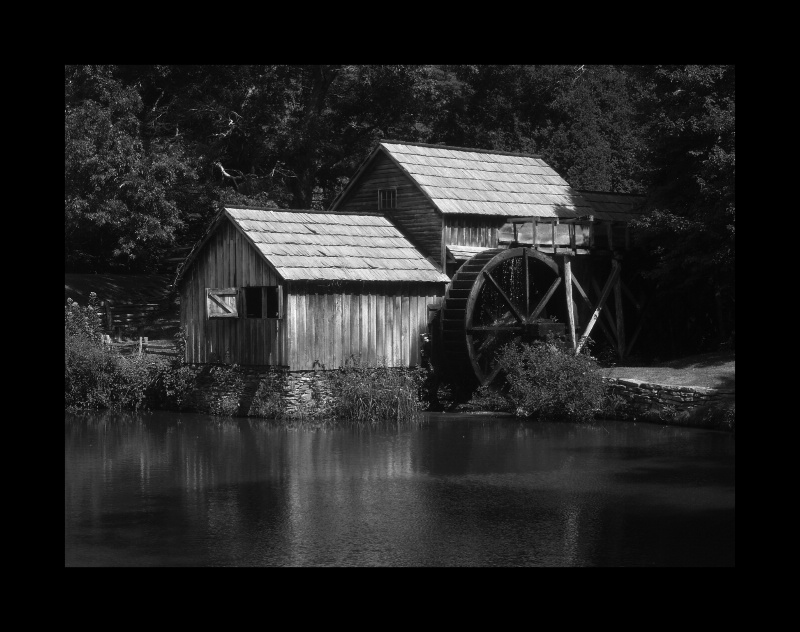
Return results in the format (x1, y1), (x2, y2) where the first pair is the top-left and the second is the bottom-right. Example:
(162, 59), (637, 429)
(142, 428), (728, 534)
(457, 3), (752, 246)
(401, 291), (410, 366)
(614, 261), (625, 359)
(375, 292), (385, 364)
(373, 291), (381, 365)
(576, 262), (621, 354)
(562, 257), (576, 350)
(393, 289), (401, 366)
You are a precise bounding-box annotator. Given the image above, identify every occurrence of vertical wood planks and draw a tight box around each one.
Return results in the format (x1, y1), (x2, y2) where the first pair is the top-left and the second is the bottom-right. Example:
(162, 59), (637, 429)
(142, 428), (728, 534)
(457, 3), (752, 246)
(342, 289), (351, 365)
(351, 290), (360, 364)
(368, 291), (377, 365)
(409, 292), (419, 365)
(334, 292), (342, 368)
(376, 292), (385, 364)
(393, 288), (401, 365)
(401, 290), (410, 366)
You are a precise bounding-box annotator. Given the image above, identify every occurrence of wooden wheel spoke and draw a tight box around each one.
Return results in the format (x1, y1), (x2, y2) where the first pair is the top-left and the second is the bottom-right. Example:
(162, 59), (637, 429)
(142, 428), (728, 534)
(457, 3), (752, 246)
(526, 277), (561, 323)
(442, 247), (562, 389)
(483, 271), (525, 323)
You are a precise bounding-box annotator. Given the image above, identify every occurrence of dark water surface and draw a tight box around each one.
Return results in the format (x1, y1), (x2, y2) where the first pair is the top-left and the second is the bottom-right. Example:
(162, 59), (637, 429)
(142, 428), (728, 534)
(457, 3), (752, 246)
(65, 411), (735, 567)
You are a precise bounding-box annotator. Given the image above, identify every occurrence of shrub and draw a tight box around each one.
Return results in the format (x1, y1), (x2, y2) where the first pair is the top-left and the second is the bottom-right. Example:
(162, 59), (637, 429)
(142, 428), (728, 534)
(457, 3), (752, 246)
(65, 330), (158, 411)
(322, 355), (426, 424)
(65, 294), (171, 411)
(65, 293), (103, 343)
(249, 372), (287, 419)
(496, 338), (608, 422)
(462, 385), (514, 413)
(148, 362), (199, 410)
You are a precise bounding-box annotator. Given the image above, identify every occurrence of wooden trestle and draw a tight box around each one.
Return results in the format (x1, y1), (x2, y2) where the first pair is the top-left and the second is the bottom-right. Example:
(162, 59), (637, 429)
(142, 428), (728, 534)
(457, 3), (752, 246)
(439, 215), (647, 387)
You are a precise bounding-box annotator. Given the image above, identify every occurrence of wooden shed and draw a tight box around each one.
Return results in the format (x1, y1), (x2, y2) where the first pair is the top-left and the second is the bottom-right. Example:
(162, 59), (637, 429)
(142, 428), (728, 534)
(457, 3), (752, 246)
(329, 141), (644, 276)
(174, 206), (450, 369)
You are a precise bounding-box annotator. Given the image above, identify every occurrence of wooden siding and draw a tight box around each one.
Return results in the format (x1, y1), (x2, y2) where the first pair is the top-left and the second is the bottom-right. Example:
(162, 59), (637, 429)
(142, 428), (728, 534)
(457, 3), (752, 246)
(334, 151), (443, 264)
(444, 216), (506, 249)
(285, 281), (444, 369)
(180, 218), (287, 366)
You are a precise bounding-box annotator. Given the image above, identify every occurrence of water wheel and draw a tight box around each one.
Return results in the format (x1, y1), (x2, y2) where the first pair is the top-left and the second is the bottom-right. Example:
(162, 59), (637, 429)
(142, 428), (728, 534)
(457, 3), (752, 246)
(440, 247), (564, 388)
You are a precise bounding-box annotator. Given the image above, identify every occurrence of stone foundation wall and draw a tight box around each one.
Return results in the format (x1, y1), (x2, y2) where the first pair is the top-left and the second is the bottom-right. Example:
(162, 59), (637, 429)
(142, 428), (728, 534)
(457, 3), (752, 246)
(604, 377), (735, 429)
(182, 365), (341, 417)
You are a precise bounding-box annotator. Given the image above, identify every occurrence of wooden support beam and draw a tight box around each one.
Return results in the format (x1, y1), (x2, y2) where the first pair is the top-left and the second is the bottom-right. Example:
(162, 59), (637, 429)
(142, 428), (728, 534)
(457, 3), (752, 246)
(532, 219), (538, 250)
(571, 274), (617, 348)
(523, 248), (530, 316)
(576, 262), (621, 354)
(441, 215), (447, 273)
(613, 260), (625, 359)
(563, 257), (576, 350)
(591, 277), (620, 340)
(621, 280), (642, 311)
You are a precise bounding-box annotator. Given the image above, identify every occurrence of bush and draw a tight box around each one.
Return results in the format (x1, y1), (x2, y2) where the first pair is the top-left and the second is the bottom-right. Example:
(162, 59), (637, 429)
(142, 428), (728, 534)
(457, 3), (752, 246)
(65, 293), (103, 343)
(65, 294), (171, 411)
(322, 355), (426, 424)
(249, 372), (288, 419)
(496, 338), (608, 422)
(148, 362), (199, 411)
(65, 330), (158, 411)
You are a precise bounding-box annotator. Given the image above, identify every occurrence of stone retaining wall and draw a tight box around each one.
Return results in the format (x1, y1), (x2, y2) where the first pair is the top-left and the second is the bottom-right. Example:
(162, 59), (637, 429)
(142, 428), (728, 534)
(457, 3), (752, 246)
(604, 377), (735, 429)
(181, 365), (344, 418)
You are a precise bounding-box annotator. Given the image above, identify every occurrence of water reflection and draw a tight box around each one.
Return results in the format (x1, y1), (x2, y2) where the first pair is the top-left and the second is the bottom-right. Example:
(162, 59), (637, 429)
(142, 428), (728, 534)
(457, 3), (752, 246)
(65, 411), (735, 567)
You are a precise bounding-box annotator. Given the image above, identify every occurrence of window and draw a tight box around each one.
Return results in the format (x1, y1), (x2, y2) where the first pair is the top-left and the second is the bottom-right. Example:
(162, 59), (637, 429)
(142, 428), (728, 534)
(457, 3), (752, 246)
(243, 286), (283, 319)
(265, 287), (281, 319)
(244, 287), (262, 318)
(378, 188), (396, 210)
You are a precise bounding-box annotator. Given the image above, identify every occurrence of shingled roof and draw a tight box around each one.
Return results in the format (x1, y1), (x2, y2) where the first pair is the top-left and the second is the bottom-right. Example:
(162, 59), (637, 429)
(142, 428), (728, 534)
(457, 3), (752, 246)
(573, 190), (646, 223)
(378, 141), (596, 219)
(332, 141), (647, 223)
(176, 207), (450, 284)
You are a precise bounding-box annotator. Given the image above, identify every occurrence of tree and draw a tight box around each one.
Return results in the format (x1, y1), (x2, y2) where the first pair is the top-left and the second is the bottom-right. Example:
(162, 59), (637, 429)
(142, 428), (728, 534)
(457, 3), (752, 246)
(65, 65), (197, 272)
(631, 65), (735, 351)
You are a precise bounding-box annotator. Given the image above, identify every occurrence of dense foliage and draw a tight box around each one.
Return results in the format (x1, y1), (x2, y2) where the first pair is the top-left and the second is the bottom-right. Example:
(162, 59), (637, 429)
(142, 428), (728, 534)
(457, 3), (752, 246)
(65, 64), (734, 358)
(495, 339), (609, 422)
(322, 356), (426, 424)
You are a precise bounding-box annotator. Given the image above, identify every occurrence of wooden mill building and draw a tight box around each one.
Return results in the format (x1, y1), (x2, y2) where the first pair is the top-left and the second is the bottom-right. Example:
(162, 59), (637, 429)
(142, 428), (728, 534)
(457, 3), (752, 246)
(330, 141), (643, 276)
(330, 141), (647, 382)
(174, 207), (449, 369)
(177, 141), (646, 379)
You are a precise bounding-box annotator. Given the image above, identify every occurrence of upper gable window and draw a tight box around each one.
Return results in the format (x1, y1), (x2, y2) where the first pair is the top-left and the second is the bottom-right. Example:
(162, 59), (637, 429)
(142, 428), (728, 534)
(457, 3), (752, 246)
(378, 188), (396, 210)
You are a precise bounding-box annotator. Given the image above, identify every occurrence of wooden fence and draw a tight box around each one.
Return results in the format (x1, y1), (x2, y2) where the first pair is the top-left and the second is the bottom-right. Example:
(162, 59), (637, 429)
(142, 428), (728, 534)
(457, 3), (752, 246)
(98, 300), (179, 339)
(101, 336), (180, 358)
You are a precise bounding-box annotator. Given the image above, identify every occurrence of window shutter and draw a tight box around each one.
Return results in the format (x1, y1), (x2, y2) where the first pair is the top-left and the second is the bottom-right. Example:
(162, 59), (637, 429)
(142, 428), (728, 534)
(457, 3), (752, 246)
(206, 288), (239, 318)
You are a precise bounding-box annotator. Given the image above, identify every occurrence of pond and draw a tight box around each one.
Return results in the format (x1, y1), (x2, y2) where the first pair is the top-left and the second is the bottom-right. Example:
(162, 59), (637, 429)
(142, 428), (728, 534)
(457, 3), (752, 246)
(65, 411), (735, 567)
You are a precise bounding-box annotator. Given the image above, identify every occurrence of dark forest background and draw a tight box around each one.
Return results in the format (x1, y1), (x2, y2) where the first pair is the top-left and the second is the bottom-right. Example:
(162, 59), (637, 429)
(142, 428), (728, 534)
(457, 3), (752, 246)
(65, 64), (734, 358)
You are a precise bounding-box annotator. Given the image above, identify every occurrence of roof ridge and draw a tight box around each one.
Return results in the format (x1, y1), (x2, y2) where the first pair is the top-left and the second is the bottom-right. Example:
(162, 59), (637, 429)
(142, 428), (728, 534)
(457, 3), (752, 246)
(574, 189), (647, 197)
(224, 205), (386, 217)
(381, 139), (543, 159)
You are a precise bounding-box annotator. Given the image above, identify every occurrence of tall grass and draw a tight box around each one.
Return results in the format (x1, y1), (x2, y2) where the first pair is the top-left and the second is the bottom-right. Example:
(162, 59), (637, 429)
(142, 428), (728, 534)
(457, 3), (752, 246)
(322, 356), (426, 425)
